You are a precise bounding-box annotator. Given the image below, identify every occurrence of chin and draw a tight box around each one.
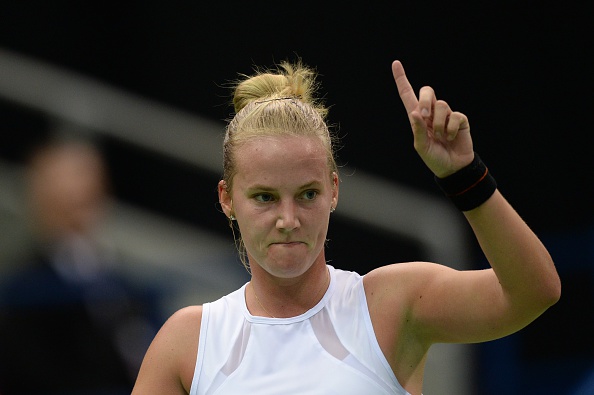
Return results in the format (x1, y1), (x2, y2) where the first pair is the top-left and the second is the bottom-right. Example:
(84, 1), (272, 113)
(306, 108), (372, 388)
(263, 257), (314, 278)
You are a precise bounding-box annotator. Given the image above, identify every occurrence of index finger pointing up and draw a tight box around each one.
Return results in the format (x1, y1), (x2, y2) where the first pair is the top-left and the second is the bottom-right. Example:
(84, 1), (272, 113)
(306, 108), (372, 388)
(392, 60), (419, 115)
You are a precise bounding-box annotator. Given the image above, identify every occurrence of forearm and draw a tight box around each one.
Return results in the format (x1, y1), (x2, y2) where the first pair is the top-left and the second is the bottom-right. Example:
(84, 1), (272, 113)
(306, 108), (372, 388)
(464, 190), (561, 312)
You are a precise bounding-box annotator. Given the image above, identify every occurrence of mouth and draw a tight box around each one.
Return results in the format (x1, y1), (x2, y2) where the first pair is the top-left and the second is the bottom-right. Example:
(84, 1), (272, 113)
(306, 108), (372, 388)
(270, 241), (304, 247)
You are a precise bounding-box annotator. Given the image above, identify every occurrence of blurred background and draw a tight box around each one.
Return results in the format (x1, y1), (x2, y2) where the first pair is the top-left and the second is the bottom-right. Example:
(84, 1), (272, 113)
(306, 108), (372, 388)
(0, 2), (592, 394)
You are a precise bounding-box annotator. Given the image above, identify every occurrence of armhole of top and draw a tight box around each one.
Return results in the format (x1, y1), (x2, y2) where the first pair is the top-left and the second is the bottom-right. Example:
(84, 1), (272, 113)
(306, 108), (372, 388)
(359, 275), (405, 391)
(189, 302), (210, 395)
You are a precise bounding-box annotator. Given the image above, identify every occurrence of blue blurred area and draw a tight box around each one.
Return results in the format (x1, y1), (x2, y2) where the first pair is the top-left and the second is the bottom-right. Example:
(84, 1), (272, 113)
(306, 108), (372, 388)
(478, 225), (594, 394)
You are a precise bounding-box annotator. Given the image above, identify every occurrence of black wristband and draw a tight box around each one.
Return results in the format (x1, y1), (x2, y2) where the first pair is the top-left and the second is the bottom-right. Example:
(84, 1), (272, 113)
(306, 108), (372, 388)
(434, 153), (497, 211)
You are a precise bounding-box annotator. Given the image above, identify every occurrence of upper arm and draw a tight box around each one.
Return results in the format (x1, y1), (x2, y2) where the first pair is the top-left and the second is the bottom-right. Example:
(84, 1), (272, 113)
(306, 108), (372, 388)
(131, 305), (202, 395)
(407, 265), (519, 343)
(365, 262), (530, 347)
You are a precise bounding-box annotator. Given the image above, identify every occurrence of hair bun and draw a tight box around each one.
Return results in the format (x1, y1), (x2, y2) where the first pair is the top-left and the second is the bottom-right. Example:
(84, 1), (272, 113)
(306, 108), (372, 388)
(232, 61), (327, 118)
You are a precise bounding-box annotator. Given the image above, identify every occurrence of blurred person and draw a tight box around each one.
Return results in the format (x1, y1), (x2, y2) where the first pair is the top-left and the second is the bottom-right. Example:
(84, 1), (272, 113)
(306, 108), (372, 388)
(131, 60), (561, 394)
(0, 139), (160, 395)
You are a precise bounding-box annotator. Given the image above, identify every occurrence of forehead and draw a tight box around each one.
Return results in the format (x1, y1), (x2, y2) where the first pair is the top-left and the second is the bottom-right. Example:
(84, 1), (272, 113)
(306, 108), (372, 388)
(233, 135), (331, 185)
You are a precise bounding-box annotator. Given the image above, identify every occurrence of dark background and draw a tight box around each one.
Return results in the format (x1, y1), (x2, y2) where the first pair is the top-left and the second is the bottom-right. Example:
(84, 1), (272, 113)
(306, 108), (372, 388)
(1, 2), (592, 394)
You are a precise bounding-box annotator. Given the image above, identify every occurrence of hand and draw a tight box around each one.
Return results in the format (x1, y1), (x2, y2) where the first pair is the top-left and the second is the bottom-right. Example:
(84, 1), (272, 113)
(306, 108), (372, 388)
(392, 60), (474, 177)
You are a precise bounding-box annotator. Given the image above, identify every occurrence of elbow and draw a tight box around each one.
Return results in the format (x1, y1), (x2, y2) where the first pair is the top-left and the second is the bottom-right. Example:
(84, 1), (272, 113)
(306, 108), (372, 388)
(513, 274), (561, 328)
(522, 271), (562, 315)
(546, 258), (562, 306)
(545, 274), (562, 307)
(535, 255), (562, 309)
(535, 270), (562, 310)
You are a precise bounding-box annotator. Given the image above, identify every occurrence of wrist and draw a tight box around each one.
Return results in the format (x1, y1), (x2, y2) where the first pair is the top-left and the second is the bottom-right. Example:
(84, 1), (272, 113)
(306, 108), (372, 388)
(434, 153), (497, 211)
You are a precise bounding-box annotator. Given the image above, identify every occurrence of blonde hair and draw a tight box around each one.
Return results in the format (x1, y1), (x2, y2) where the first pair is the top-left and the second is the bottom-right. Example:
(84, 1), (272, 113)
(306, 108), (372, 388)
(222, 60), (339, 271)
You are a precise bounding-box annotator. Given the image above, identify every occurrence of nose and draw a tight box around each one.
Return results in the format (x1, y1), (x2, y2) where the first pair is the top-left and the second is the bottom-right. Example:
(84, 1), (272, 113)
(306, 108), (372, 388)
(276, 200), (300, 232)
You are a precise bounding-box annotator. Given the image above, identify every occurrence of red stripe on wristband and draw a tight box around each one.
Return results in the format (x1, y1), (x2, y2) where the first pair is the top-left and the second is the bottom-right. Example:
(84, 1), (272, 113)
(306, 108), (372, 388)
(449, 167), (489, 197)
(434, 153), (497, 211)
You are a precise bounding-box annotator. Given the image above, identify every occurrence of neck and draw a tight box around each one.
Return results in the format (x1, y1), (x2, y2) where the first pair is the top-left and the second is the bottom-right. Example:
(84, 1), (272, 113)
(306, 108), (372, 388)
(248, 264), (329, 318)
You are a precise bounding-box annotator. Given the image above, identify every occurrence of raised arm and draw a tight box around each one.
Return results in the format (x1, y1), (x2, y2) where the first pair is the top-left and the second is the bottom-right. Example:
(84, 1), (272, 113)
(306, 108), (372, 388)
(367, 62), (561, 348)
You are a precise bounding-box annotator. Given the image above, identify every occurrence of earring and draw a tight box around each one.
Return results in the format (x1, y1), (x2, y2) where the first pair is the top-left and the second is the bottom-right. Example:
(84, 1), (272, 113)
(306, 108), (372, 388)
(330, 207), (335, 213)
(229, 214), (236, 221)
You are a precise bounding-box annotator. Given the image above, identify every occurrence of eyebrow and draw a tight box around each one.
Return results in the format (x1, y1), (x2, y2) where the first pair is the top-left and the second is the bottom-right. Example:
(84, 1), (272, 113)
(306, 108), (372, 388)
(247, 181), (321, 191)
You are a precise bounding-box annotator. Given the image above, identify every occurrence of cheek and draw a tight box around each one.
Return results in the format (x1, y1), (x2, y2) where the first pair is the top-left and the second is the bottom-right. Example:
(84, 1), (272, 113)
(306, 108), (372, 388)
(237, 214), (269, 245)
(306, 211), (331, 238)
(316, 219), (331, 240)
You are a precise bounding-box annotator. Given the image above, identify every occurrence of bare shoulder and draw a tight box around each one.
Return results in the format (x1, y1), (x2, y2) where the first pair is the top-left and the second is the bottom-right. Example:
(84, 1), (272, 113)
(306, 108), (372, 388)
(165, 306), (204, 390)
(132, 305), (203, 395)
(152, 305), (203, 358)
(364, 261), (452, 297)
(363, 262), (441, 325)
(164, 305), (204, 336)
(362, 262), (447, 385)
(362, 262), (460, 332)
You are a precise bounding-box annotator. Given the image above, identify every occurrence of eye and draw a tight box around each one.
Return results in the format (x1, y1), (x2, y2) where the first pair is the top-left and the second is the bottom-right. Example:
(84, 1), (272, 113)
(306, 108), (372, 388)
(301, 190), (318, 200)
(254, 193), (275, 203)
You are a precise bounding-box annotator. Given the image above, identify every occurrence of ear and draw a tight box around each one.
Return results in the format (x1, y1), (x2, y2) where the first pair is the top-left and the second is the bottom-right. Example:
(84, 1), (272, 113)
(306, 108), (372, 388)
(218, 180), (233, 218)
(331, 171), (339, 210)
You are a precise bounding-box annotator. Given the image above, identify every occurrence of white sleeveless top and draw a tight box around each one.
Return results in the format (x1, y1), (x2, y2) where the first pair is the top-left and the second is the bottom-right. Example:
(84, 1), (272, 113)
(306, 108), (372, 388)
(189, 265), (410, 395)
